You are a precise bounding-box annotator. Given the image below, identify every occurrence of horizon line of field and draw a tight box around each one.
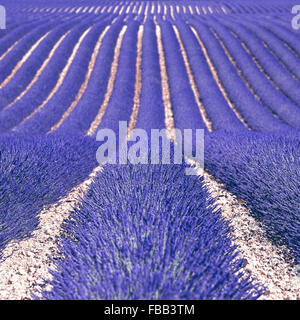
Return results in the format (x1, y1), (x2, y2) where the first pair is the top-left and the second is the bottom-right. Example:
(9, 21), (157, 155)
(19, 1), (292, 17)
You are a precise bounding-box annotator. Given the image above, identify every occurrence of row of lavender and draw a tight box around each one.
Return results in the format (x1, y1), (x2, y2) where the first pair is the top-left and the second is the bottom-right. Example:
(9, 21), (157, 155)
(0, 10), (300, 134)
(0, 1), (299, 299)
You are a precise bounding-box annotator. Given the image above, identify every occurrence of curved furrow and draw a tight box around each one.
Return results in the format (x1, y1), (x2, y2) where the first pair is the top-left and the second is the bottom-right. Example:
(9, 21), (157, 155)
(0, 20), (65, 85)
(127, 23), (144, 139)
(86, 24), (127, 136)
(254, 17), (300, 60)
(0, 16), (65, 58)
(174, 18), (246, 131)
(0, 19), (96, 134)
(235, 17), (300, 83)
(48, 18), (113, 134)
(219, 18), (300, 108)
(204, 17), (300, 129)
(95, 20), (140, 137)
(154, 17), (176, 139)
(0, 19), (85, 111)
(264, 14), (298, 30)
(53, 17), (125, 136)
(188, 23), (250, 130)
(189, 17), (288, 132)
(234, 12), (300, 58)
(13, 20), (114, 135)
(13, 23), (96, 134)
(0, 19), (38, 41)
(1, 31), (71, 112)
(158, 19), (208, 134)
(0, 6), (83, 60)
(132, 20), (168, 136)
(0, 19), (56, 61)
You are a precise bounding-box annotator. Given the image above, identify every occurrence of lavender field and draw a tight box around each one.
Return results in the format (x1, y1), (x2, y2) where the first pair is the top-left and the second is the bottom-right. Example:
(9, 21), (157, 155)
(0, 0), (299, 300)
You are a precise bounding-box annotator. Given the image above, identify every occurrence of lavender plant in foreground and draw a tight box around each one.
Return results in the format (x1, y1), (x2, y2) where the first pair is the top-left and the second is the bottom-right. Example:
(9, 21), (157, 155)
(0, 134), (98, 256)
(205, 131), (300, 264)
(41, 155), (263, 300)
